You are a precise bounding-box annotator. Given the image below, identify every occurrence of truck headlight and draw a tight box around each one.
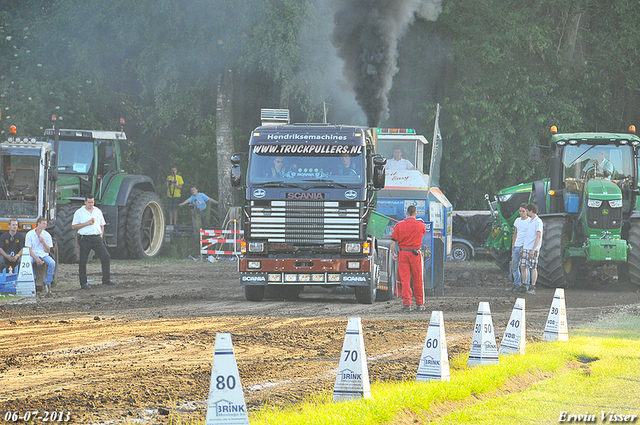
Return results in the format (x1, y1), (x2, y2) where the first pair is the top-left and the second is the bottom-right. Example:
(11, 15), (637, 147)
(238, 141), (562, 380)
(248, 242), (265, 253)
(268, 274), (282, 282)
(609, 200), (623, 208)
(247, 261), (261, 269)
(345, 243), (361, 253)
(347, 261), (361, 270)
(587, 199), (602, 208)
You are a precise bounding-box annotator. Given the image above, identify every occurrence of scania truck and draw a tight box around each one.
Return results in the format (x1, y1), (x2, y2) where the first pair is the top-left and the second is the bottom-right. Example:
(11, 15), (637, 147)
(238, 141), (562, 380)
(231, 109), (388, 303)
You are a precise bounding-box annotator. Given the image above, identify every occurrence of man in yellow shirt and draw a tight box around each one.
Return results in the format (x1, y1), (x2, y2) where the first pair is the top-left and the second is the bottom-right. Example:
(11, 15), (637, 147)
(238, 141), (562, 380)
(166, 165), (184, 226)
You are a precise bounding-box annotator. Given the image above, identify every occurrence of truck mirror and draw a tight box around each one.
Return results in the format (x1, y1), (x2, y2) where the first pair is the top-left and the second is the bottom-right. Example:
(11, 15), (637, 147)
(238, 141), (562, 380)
(373, 166), (386, 189)
(529, 146), (541, 162)
(231, 154), (243, 188)
(231, 163), (242, 188)
(372, 155), (387, 167)
(372, 155), (386, 189)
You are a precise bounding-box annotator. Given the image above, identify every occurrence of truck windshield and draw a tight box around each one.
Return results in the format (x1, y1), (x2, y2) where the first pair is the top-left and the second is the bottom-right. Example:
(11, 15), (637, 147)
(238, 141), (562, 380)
(57, 140), (94, 173)
(248, 150), (364, 185)
(563, 144), (633, 182)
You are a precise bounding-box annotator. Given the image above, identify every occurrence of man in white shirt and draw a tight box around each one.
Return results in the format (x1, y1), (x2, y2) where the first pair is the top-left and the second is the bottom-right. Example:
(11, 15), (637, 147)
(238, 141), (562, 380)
(71, 195), (118, 289)
(385, 146), (415, 170)
(519, 203), (543, 295)
(506, 203), (530, 291)
(25, 216), (56, 288)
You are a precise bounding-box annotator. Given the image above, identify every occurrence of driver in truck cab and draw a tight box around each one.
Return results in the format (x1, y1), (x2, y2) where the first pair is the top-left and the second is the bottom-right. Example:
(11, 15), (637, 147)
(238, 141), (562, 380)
(266, 156), (285, 177)
(337, 154), (358, 176)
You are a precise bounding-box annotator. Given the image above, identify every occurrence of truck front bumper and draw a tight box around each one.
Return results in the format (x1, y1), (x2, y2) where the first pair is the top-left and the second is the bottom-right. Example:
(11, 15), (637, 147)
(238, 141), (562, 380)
(239, 257), (372, 287)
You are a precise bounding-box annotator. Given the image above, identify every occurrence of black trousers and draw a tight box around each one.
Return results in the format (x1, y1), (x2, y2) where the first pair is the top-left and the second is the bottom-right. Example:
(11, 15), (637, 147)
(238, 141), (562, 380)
(78, 234), (111, 285)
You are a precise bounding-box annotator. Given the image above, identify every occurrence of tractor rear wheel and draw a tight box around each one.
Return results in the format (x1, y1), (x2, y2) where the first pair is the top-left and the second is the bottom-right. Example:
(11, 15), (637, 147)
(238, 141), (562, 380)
(52, 203), (83, 264)
(125, 191), (165, 259)
(538, 217), (577, 288)
(626, 220), (640, 287)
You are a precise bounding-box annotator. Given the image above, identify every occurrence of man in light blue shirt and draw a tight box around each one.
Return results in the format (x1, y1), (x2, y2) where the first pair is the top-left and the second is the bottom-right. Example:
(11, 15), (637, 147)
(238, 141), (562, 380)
(179, 186), (219, 229)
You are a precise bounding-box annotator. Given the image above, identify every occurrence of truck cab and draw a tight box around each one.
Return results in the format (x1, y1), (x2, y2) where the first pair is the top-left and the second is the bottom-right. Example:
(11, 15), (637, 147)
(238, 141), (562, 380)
(232, 109), (387, 303)
(0, 136), (57, 230)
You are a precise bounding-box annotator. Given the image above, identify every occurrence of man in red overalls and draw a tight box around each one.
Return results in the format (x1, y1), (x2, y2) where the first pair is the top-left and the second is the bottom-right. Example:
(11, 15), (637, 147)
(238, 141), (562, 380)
(390, 205), (427, 312)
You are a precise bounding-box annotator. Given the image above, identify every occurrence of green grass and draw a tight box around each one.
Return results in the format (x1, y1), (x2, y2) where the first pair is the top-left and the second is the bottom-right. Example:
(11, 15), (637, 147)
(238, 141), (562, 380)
(249, 314), (640, 425)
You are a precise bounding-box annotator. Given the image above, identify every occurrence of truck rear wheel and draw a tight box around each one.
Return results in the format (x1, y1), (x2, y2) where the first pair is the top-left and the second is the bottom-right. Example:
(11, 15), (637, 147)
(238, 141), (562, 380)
(356, 251), (378, 304)
(538, 217), (577, 288)
(125, 191), (165, 259)
(376, 249), (393, 301)
(52, 203), (83, 264)
(627, 220), (640, 287)
(245, 285), (266, 301)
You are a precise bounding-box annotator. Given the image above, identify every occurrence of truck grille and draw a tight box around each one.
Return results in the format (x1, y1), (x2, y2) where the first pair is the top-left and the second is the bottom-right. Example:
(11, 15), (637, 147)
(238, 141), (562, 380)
(586, 204), (622, 230)
(248, 200), (362, 244)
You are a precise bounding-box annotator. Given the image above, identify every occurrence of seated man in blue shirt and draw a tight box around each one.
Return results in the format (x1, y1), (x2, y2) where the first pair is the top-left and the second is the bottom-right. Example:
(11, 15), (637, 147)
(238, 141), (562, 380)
(25, 216), (55, 289)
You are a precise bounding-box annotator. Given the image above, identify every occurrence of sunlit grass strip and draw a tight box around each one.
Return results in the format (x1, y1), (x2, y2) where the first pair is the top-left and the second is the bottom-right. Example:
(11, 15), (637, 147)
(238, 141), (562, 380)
(249, 323), (640, 425)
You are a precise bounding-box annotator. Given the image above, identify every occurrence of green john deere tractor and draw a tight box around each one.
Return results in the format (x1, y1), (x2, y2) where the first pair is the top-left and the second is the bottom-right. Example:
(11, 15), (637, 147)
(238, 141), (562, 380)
(45, 123), (165, 263)
(487, 126), (640, 288)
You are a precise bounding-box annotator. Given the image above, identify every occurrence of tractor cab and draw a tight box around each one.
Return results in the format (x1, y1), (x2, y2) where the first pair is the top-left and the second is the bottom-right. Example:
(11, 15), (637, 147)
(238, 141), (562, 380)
(44, 128), (124, 202)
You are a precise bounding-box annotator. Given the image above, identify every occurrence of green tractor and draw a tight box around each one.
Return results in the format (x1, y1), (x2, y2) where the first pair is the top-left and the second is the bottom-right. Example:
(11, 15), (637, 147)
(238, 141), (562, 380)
(489, 125), (640, 288)
(45, 121), (165, 263)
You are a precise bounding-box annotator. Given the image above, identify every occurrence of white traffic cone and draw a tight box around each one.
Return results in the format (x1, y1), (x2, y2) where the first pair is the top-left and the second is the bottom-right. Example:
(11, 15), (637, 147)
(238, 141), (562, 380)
(543, 288), (569, 341)
(416, 310), (450, 382)
(205, 333), (249, 425)
(499, 298), (526, 355)
(333, 317), (371, 402)
(468, 302), (499, 366)
(16, 248), (36, 297)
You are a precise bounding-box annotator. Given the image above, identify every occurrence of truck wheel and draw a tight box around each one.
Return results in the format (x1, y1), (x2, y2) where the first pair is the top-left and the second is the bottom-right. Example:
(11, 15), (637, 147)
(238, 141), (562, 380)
(356, 251), (378, 304)
(538, 217), (577, 288)
(626, 220), (640, 287)
(451, 242), (471, 262)
(52, 203), (82, 263)
(376, 250), (393, 302)
(126, 191), (165, 259)
(245, 285), (266, 302)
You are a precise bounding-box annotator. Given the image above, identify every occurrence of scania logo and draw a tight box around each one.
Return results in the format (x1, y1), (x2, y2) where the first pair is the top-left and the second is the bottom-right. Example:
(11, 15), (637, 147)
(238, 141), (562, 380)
(345, 190), (357, 199)
(343, 276), (366, 282)
(242, 275), (265, 281)
(286, 192), (324, 199)
(253, 189), (266, 198)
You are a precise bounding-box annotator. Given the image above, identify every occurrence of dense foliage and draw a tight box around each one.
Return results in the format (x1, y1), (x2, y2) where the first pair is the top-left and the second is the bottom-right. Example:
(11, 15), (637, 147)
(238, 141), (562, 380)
(0, 0), (639, 208)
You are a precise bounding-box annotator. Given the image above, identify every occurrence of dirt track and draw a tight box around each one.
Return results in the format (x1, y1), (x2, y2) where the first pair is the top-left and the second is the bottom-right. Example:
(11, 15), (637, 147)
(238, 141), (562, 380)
(1, 259), (639, 424)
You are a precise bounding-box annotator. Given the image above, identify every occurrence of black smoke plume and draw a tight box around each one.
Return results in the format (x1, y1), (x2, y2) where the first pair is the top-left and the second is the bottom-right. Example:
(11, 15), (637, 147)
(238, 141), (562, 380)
(331, 0), (440, 127)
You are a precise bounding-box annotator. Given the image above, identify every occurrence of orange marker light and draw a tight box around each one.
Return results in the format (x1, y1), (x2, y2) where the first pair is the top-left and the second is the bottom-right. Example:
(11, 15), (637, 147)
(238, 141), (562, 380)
(629, 125), (636, 133)
(548, 190), (556, 196)
(550, 125), (558, 133)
